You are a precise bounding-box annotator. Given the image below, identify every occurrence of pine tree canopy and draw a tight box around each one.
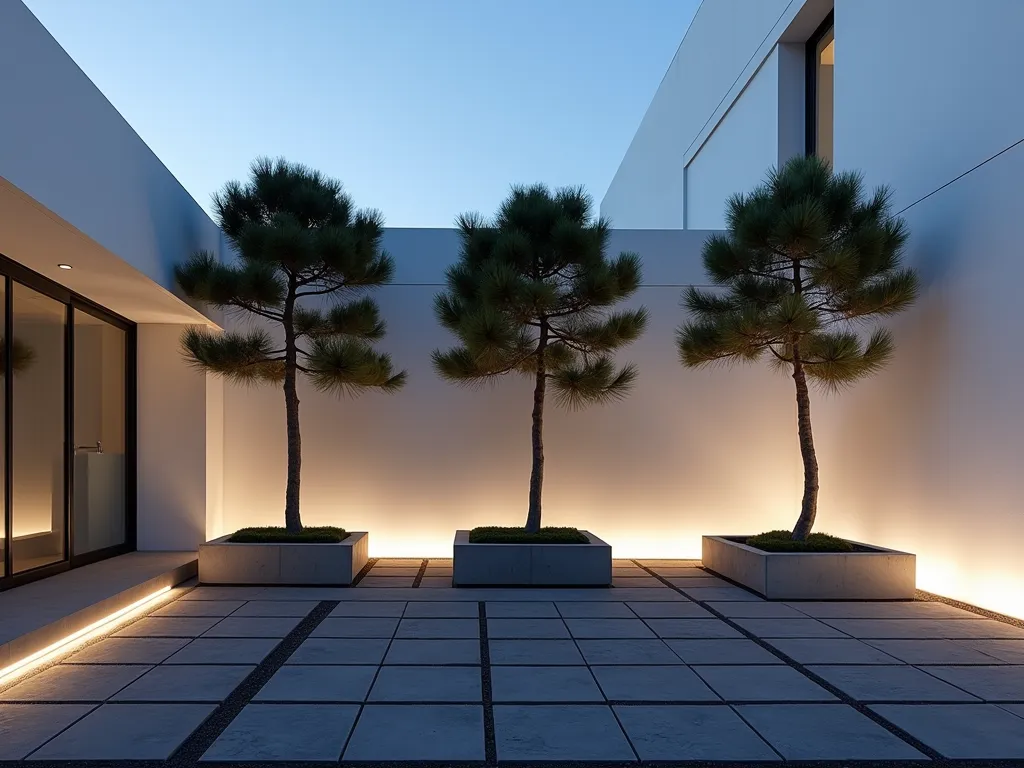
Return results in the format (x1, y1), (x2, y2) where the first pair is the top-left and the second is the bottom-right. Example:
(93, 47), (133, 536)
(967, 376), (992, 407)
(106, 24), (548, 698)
(176, 157), (406, 395)
(677, 155), (919, 391)
(432, 184), (648, 409)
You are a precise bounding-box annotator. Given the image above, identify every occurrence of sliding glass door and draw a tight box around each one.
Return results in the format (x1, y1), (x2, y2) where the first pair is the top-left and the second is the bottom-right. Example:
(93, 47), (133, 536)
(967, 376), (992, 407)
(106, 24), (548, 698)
(0, 257), (135, 589)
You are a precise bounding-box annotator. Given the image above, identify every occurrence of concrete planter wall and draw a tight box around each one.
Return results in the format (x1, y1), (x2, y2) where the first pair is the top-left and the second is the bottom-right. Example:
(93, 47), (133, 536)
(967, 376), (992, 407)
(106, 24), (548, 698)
(453, 530), (612, 587)
(702, 535), (916, 600)
(199, 532), (368, 586)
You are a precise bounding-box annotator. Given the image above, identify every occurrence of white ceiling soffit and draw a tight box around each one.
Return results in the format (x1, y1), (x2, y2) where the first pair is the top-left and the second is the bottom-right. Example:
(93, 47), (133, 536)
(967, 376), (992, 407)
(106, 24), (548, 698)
(0, 177), (219, 326)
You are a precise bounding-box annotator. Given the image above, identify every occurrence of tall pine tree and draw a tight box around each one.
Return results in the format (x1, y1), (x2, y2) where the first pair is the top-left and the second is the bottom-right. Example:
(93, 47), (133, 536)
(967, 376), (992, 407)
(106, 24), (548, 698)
(677, 156), (918, 540)
(433, 184), (647, 533)
(176, 158), (406, 533)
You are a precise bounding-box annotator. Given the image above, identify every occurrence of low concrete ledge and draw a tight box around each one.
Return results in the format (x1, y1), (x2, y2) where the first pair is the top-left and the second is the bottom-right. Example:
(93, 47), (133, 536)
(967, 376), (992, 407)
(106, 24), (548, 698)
(702, 535), (916, 600)
(199, 532), (368, 586)
(0, 552), (197, 671)
(452, 529), (612, 587)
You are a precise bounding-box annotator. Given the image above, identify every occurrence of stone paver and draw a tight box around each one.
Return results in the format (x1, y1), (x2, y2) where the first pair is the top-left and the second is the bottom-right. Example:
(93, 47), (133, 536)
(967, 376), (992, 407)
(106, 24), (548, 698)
(165, 638), (279, 665)
(203, 616), (302, 638)
(231, 600), (319, 617)
(329, 601), (406, 617)
(666, 638), (782, 664)
(866, 638), (1006, 664)
(403, 601), (478, 617)
(734, 618), (848, 638)
(202, 703), (358, 761)
(419, 577), (453, 588)
(668, 576), (731, 588)
(115, 617), (221, 637)
(493, 705), (635, 761)
(492, 666), (603, 702)
(565, 618), (655, 639)
(64, 637), (188, 664)
(0, 664), (149, 702)
(792, 601), (985, 619)
(823, 618), (1024, 639)
(614, 704), (780, 761)
(358, 576), (415, 587)
(487, 618), (568, 639)
(312, 617), (399, 638)
(0, 703), (96, 759)
(922, 665), (1024, 701)
(708, 601), (807, 618)
(765, 638), (901, 664)
(872, 703), (1024, 758)
(592, 664), (719, 701)
(956, 638), (1024, 663)
(682, 586), (763, 601)
(576, 638), (684, 665)
(385, 638), (480, 665)
(111, 664), (253, 702)
(556, 601), (636, 618)
(288, 637), (390, 665)
(486, 601), (558, 618)
(396, 617), (479, 638)
(808, 665), (979, 701)
(344, 705), (485, 760)
(645, 618), (743, 638)
(153, 600), (244, 617)
(626, 601), (711, 618)
(738, 703), (926, 760)
(255, 665), (377, 702)
(369, 666), (481, 702)
(694, 665), (836, 701)
(489, 639), (585, 665)
(30, 703), (215, 759)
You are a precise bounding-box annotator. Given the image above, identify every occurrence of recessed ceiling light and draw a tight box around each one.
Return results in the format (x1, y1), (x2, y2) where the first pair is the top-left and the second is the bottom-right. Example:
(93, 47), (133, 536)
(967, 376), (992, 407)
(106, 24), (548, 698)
(57, 264), (72, 270)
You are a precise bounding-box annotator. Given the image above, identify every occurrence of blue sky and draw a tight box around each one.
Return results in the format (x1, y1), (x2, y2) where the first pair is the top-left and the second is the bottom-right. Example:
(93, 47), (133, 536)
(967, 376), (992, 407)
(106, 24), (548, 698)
(23, 0), (699, 227)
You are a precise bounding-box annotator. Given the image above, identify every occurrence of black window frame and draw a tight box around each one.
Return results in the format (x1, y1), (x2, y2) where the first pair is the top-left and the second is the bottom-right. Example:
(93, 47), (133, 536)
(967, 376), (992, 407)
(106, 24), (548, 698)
(0, 253), (137, 591)
(805, 10), (836, 157)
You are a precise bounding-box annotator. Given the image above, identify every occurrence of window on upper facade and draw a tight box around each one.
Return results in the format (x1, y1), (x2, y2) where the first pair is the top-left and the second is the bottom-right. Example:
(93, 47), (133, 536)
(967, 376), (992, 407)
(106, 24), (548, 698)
(807, 15), (834, 165)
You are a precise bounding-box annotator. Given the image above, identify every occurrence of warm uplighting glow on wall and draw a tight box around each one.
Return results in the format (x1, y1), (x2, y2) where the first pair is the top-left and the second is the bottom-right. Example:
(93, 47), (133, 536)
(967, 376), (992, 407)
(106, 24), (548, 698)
(0, 587), (173, 686)
(917, 558), (1024, 620)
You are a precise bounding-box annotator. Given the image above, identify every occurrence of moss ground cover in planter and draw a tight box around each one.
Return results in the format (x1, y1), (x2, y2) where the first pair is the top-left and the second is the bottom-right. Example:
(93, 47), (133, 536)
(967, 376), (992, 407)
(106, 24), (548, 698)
(228, 526), (349, 544)
(745, 530), (853, 553)
(469, 526), (589, 545)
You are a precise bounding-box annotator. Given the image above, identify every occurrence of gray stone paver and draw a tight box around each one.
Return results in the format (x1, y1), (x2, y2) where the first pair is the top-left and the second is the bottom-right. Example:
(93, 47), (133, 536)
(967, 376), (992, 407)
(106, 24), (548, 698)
(288, 637), (390, 665)
(737, 703), (926, 760)
(694, 665), (836, 702)
(418, 577), (454, 588)
(202, 616), (302, 638)
(487, 618), (568, 638)
(152, 599), (244, 617)
(329, 601), (406, 617)
(681, 586), (763, 601)
(397, 617), (479, 638)
(614, 704), (780, 761)
(808, 664), (980, 701)
(311, 617), (399, 637)
(765, 637), (901, 664)
(626, 600), (711, 618)
(734, 618), (849, 638)
(114, 616), (221, 637)
(708, 601), (807, 618)
(592, 664), (719, 701)
(385, 638), (480, 664)
(202, 703), (358, 761)
(823, 618), (1024, 639)
(872, 703), (1024, 758)
(0, 664), (150, 702)
(64, 637), (188, 664)
(344, 705), (485, 760)
(865, 638), (1007, 664)
(255, 665), (377, 702)
(667, 576), (731, 588)
(955, 638), (1024, 663)
(644, 618), (743, 638)
(489, 639), (585, 665)
(29, 703), (216, 759)
(576, 638), (685, 665)
(666, 638), (782, 664)
(493, 704), (635, 761)
(556, 601), (636, 618)
(111, 664), (254, 702)
(402, 601), (478, 617)
(565, 618), (656, 639)
(491, 666), (603, 702)
(358, 576), (415, 587)
(922, 665), (1024, 701)
(164, 637), (279, 665)
(791, 601), (986, 619)
(369, 665), (481, 702)
(486, 601), (559, 618)
(0, 704), (96, 759)
(230, 600), (319, 617)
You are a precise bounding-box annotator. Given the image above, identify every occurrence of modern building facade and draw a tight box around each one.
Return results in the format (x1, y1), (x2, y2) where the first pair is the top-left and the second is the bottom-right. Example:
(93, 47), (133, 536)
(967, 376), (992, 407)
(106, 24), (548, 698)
(2, 0), (1022, 619)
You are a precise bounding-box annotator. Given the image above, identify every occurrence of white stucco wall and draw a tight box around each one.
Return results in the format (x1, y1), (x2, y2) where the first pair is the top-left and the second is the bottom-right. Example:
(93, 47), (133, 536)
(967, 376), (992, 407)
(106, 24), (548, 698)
(219, 229), (805, 558)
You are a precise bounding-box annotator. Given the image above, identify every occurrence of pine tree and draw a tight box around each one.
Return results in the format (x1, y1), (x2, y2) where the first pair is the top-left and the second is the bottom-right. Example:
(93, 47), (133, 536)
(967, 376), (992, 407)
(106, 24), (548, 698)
(176, 158), (406, 533)
(677, 156), (918, 540)
(433, 184), (648, 533)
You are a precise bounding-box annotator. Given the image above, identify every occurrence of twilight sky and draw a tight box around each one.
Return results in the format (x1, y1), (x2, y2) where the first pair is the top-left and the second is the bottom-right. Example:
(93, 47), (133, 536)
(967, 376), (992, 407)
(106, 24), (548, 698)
(23, 0), (699, 227)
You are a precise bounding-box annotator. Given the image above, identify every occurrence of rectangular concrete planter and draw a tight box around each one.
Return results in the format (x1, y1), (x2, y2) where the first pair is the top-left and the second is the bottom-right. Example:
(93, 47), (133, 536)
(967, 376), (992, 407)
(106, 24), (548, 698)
(199, 532), (368, 586)
(452, 529), (612, 587)
(702, 535), (916, 600)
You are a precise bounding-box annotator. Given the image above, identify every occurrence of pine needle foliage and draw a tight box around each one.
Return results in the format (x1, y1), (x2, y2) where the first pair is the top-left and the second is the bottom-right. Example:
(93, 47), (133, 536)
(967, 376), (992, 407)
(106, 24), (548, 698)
(677, 156), (918, 540)
(176, 158), (406, 532)
(433, 184), (648, 532)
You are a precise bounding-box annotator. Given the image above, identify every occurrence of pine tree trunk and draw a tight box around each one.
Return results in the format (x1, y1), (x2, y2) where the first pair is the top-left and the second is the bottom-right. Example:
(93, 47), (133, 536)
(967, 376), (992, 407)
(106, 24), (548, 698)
(282, 285), (302, 534)
(525, 322), (548, 533)
(790, 346), (819, 541)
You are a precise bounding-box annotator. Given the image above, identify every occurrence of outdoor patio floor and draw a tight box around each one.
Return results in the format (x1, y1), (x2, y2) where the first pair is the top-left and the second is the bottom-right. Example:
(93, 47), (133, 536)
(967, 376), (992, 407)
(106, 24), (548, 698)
(2, 558), (1024, 766)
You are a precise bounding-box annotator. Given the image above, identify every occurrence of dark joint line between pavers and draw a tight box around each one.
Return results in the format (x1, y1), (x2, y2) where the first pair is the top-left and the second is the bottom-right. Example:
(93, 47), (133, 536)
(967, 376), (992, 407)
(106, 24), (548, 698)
(351, 558), (379, 586)
(478, 601), (497, 765)
(631, 559), (946, 761)
(411, 560), (429, 588)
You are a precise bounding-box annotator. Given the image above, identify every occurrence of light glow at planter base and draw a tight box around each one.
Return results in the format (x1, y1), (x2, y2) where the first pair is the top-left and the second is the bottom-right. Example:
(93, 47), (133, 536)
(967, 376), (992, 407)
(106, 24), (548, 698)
(0, 586), (172, 686)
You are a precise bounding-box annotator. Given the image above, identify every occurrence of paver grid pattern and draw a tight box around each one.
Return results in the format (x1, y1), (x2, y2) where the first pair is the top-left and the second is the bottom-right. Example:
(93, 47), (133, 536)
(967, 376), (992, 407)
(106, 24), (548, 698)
(0, 558), (1022, 765)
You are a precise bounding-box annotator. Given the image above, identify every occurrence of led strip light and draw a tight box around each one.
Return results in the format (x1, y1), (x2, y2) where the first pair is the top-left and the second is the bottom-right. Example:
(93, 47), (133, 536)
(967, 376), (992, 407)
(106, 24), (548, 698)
(0, 586), (173, 686)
